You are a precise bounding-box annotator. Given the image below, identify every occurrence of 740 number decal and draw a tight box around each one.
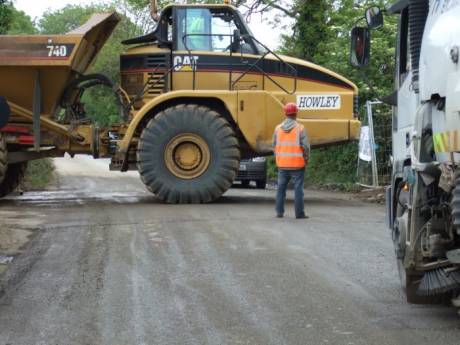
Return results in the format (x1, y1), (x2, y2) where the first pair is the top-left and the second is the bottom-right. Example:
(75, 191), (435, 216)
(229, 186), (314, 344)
(46, 45), (69, 58)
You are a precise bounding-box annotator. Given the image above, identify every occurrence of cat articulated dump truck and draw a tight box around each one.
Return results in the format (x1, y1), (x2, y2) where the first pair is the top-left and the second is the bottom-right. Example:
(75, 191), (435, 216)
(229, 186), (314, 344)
(0, 1), (360, 203)
(351, 1), (460, 304)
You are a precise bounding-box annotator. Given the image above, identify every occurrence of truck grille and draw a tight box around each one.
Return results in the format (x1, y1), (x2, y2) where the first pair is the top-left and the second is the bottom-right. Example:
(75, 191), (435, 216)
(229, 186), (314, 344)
(146, 54), (169, 95)
(147, 71), (167, 95)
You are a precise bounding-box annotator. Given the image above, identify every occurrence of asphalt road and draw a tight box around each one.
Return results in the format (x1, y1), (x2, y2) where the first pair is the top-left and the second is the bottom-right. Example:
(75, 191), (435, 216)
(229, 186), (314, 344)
(1, 155), (460, 345)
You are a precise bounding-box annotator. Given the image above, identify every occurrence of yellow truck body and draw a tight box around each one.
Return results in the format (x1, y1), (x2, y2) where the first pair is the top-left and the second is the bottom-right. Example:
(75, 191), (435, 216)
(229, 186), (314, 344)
(0, 5), (360, 203)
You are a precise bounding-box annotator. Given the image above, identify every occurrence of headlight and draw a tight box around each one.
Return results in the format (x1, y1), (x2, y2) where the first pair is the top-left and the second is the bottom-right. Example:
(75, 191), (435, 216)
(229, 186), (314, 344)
(252, 157), (266, 162)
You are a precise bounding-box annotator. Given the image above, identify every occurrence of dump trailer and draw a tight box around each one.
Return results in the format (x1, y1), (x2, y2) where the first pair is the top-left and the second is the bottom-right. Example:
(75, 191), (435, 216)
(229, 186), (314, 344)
(351, 1), (460, 303)
(0, 1), (360, 204)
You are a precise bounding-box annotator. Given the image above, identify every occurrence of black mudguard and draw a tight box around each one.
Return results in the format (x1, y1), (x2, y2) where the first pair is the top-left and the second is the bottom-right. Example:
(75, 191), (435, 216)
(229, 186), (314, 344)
(0, 97), (10, 129)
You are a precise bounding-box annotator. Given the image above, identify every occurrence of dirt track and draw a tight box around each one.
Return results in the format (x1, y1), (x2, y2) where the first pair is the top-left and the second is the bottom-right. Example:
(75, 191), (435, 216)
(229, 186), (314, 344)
(1, 155), (460, 345)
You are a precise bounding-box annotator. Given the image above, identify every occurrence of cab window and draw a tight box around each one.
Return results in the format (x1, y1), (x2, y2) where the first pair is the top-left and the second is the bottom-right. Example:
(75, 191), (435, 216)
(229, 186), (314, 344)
(211, 11), (238, 52)
(398, 8), (411, 86)
(175, 8), (256, 54)
(176, 8), (212, 51)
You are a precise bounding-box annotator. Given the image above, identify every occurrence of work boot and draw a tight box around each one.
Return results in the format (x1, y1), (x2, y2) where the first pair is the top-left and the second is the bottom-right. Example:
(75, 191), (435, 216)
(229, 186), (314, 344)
(276, 214), (284, 218)
(296, 214), (309, 219)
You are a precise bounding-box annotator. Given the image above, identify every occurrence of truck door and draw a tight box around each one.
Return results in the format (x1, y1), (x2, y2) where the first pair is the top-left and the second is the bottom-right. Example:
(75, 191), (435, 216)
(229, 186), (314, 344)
(393, 7), (418, 164)
(171, 6), (263, 91)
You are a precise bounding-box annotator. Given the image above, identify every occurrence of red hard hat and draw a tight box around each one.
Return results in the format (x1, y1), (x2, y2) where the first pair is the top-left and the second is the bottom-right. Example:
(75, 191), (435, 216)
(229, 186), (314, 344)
(284, 103), (298, 116)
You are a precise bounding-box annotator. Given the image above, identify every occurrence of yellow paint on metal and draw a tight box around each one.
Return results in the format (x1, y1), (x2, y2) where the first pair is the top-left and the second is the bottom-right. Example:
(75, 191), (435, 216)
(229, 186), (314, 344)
(0, 8), (361, 165)
(164, 133), (210, 179)
(118, 90), (239, 154)
(433, 130), (460, 153)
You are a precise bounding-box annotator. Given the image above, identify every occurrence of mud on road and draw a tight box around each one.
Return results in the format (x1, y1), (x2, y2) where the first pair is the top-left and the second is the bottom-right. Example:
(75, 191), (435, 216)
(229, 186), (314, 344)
(1, 155), (460, 345)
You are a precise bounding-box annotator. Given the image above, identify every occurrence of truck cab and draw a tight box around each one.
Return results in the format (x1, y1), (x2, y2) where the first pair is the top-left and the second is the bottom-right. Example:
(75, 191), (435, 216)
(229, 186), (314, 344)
(351, 0), (460, 303)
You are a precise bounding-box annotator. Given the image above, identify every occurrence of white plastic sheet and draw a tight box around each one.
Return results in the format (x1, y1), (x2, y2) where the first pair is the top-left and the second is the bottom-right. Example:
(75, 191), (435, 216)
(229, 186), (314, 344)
(359, 126), (372, 162)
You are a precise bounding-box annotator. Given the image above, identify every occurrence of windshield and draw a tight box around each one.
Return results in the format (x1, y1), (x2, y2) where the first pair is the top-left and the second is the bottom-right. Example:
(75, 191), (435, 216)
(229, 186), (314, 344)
(176, 7), (262, 55)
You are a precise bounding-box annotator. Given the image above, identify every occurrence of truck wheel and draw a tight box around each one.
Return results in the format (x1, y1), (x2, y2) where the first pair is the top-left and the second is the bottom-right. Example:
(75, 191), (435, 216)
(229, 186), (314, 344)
(0, 132), (6, 184)
(0, 162), (27, 198)
(137, 105), (240, 204)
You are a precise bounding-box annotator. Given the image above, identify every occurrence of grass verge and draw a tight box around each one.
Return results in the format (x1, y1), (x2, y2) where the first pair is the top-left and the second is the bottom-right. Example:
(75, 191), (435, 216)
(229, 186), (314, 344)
(23, 159), (54, 190)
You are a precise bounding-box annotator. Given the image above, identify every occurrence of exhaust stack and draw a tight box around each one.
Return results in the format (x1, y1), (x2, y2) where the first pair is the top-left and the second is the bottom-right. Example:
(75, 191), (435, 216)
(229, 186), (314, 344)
(150, 0), (159, 21)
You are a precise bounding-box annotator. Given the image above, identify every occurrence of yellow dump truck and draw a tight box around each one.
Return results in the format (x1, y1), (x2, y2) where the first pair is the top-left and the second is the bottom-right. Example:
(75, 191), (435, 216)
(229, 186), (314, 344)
(0, 3), (360, 203)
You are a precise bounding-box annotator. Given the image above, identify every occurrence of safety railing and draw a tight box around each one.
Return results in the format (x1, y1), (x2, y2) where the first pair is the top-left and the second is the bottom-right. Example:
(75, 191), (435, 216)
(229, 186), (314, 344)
(181, 33), (297, 94)
(232, 34), (297, 95)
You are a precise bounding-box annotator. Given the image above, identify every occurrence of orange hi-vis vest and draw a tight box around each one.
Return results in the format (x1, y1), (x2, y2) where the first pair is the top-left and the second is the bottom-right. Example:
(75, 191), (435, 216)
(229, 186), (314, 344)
(274, 123), (306, 169)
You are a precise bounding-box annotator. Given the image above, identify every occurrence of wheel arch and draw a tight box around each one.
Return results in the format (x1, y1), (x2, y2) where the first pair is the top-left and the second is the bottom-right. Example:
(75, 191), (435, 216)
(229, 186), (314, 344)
(118, 92), (250, 156)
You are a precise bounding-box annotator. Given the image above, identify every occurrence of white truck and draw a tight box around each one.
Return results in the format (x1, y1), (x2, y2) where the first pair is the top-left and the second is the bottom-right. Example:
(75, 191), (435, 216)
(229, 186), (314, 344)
(351, 0), (460, 303)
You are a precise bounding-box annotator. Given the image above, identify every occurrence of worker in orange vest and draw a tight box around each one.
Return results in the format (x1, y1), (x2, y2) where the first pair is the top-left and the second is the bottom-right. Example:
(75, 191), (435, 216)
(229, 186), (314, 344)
(273, 103), (310, 219)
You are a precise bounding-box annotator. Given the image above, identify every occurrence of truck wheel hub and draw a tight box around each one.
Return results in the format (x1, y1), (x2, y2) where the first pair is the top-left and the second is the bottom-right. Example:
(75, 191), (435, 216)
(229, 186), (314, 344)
(165, 134), (210, 179)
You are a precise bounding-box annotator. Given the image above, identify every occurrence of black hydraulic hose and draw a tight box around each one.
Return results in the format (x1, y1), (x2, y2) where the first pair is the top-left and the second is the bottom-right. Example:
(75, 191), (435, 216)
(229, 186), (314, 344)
(60, 74), (130, 122)
(60, 74), (115, 108)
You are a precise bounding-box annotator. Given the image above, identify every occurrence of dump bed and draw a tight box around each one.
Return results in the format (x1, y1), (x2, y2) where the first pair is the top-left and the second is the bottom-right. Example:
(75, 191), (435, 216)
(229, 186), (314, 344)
(0, 12), (120, 117)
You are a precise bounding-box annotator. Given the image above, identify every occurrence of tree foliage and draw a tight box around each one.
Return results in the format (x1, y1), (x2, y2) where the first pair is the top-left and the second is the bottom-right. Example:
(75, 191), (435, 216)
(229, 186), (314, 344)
(39, 5), (100, 34)
(280, 0), (398, 100)
(0, 0), (13, 34)
(277, 0), (398, 186)
(7, 7), (36, 34)
(231, 0), (295, 17)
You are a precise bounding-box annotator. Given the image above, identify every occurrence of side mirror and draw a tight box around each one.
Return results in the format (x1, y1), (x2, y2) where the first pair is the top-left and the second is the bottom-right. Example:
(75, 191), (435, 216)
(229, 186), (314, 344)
(365, 7), (383, 29)
(350, 27), (371, 68)
(232, 29), (241, 52)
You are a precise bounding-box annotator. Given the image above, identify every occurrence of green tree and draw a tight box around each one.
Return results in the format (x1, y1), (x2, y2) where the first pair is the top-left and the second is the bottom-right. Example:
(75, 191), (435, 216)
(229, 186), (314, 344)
(0, 0), (13, 34)
(39, 5), (102, 34)
(7, 7), (36, 34)
(281, 0), (331, 61)
(279, 0), (397, 100)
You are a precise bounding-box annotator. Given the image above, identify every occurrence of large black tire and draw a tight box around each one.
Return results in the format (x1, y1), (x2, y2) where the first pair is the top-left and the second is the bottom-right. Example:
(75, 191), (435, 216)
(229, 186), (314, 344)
(0, 162), (27, 198)
(137, 105), (240, 204)
(0, 132), (6, 185)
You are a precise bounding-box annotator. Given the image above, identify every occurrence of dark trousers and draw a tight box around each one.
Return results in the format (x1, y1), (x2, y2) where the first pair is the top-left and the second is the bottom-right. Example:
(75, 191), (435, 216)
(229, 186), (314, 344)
(275, 168), (305, 217)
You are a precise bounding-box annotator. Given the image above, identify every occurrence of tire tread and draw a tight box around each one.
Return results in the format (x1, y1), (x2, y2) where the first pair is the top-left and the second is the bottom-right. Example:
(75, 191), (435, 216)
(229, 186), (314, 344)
(137, 105), (240, 204)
